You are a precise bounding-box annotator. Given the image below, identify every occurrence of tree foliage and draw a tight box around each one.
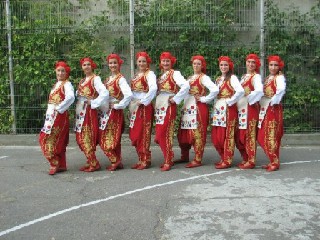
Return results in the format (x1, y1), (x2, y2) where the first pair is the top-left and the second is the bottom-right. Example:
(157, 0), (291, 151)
(0, 0), (319, 133)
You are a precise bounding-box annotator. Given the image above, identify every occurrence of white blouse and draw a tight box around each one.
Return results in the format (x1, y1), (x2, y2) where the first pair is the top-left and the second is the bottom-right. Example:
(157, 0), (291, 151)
(79, 75), (109, 109)
(182, 74), (219, 103)
(53, 81), (75, 114)
(132, 70), (157, 106)
(112, 76), (133, 110)
(270, 74), (286, 106)
(198, 74), (219, 103)
(240, 73), (264, 105)
(218, 75), (244, 106)
(158, 70), (190, 105)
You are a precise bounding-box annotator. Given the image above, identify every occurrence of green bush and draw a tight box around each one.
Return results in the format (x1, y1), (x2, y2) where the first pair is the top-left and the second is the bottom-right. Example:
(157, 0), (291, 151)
(0, 0), (319, 133)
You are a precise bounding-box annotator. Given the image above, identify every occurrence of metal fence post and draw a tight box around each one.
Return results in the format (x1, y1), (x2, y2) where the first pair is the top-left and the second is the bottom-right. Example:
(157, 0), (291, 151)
(129, 0), (135, 79)
(5, 0), (17, 134)
(259, 0), (265, 80)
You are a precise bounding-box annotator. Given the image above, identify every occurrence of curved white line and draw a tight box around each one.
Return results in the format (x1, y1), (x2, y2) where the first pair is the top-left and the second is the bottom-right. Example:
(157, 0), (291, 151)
(1, 159), (320, 237)
(0, 170), (232, 237)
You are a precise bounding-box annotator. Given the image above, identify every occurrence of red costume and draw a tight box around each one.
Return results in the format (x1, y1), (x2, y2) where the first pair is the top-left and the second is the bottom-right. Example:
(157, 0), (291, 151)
(75, 75), (100, 171)
(257, 55), (286, 172)
(39, 82), (70, 173)
(99, 74), (125, 170)
(212, 56), (244, 169)
(178, 74), (209, 164)
(258, 77), (284, 170)
(235, 54), (264, 169)
(129, 70), (155, 167)
(235, 74), (260, 168)
(155, 70), (178, 167)
(39, 61), (74, 175)
(154, 52), (190, 171)
(212, 77), (237, 166)
(177, 55), (218, 168)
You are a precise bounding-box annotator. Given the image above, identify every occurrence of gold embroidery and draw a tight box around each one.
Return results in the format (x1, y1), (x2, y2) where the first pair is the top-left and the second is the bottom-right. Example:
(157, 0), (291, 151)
(165, 108), (175, 162)
(81, 125), (95, 155)
(100, 120), (120, 163)
(82, 87), (93, 98)
(109, 86), (115, 97)
(189, 86), (200, 96)
(131, 70), (150, 93)
(225, 119), (236, 164)
(264, 75), (278, 98)
(188, 74), (206, 96)
(44, 127), (61, 164)
(51, 95), (61, 104)
(266, 120), (277, 154)
(78, 75), (97, 99)
(162, 81), (171, 91)
(217, 78), (235, 99)
(243, 86), (251, 96)
(247, 119), (257, 163)
(241, 73), (255, 96)
(48, 81), (67, 104)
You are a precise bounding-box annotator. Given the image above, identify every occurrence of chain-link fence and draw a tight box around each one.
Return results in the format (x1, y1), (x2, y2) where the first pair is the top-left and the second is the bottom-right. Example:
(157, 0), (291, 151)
(0, 0), (319, 134)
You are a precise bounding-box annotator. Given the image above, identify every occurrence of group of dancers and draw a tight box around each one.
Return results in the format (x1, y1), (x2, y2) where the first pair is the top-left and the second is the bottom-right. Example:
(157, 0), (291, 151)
(39, 51), (286, 175)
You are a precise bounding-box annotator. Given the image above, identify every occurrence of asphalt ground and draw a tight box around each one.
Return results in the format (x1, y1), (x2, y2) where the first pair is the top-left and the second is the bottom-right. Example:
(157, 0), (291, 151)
(0, 134), (319, 240)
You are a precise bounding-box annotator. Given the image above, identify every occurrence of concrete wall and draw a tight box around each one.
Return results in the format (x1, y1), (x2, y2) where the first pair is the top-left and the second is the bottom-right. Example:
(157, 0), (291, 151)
(277, 0), (317, 14)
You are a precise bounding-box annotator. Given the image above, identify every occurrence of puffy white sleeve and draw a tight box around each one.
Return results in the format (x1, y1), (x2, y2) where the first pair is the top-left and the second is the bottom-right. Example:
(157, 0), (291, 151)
(226, 75), (245, 106)
(270, 75), (286, 105)
(140, 70), (157, 106)
(91, 75), (109, 109)
(113, 77), (133, 109)
(247, 74), (264, 105)
(199, 75), (219, 103)
(56, 81), (75, 114)
(172, 71), (190, 104)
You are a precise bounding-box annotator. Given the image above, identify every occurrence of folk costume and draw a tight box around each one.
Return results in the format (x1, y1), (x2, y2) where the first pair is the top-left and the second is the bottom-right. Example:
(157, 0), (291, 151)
(98, 54), (132, 171)
(129, 52), (157, 170)
(75, 58), (109, 172)
(212, 56), (244, 169)
(257, 55), (286, 172)
(154, 52), (190, 171)
(177, 55), (219, 168)
(39, 61), (75, 175)
(235, 54), (263, 169)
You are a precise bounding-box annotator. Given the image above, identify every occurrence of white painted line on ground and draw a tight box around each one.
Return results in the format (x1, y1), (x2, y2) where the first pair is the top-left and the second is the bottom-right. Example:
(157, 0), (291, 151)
(0, 156), (8, 159)
(0, 159), (319, 237)
(0, 170), (232, 237)
(281, 160), (320, 164)
(0, 146), (76, 150)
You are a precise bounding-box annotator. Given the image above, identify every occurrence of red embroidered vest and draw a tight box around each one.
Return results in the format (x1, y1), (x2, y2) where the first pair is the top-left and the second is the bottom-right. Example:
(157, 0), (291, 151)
(48, 81), (67, 104)
(264, 75), (278, 98)
(77, 75), (98, 99)
(188, 74), (206, 96)
(104, 74), (124, 100)
(157, 69), (178, 94)
(241, 74), (255, 96)
(216, 77), (235, 99)
(130, 70), (150, 93)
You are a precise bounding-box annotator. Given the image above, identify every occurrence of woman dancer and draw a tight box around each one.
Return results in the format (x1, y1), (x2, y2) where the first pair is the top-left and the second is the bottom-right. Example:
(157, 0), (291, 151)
(99, 53), (132, 171)
(75, 57), (109, 172)
(235, 54), (263, 169)
(154, 52), (189, 171)
(257, 55), (286, 172)
(176, 55), (219, 168)
(39, 61), (75, 175)
(129, 52), (157, 170)
(212, 56), (244, 169)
